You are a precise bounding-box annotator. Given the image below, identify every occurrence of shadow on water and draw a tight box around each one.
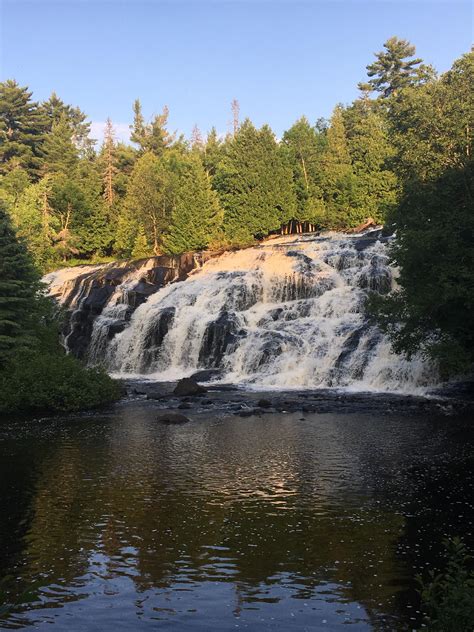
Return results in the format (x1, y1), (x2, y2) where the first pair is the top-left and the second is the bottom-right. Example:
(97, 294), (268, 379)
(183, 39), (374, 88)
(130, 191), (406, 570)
(0, 402), (472, 631)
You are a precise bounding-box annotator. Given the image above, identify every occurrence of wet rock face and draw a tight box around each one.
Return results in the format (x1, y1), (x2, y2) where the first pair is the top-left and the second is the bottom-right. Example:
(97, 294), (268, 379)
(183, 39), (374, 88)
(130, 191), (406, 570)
(198, 311), (243, 368)
(51, 253), (209, 359)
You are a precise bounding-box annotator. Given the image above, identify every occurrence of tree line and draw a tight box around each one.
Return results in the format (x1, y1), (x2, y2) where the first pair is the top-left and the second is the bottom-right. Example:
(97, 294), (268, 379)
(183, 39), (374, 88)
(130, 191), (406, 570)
(0, 36), (456, 271)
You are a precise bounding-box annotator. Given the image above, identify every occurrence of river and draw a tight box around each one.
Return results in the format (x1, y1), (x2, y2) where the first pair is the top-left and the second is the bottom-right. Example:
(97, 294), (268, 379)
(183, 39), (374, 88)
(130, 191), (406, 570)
(0, 395), (472, 631)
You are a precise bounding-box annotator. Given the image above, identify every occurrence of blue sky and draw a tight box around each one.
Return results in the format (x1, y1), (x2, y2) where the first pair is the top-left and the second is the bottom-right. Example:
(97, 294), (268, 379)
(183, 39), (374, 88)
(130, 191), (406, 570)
(1, 0), (472, 143)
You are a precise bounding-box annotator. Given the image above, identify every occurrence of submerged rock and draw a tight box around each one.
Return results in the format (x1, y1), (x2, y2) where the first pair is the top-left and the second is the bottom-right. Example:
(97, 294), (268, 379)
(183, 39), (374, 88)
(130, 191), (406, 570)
(173, 377), (207, 397)
(156, 412), (191, 424)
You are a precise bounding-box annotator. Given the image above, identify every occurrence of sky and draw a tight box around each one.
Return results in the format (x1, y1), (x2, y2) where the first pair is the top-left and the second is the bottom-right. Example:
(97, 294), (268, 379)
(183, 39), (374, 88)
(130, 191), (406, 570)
(1, 0), (472, 144)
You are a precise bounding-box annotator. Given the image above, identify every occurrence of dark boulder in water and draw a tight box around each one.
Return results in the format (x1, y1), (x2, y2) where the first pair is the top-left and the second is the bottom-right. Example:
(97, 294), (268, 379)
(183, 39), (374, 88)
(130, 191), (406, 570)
(257, 398), (272, 408)
(173, 377), (207, 397)
(156, 412), (191, 424)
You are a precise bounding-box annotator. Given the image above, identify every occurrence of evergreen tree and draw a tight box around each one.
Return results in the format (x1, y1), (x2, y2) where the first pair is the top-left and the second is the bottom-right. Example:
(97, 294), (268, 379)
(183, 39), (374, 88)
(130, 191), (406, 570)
(281, 116), (326, 222)
(0, 80), (48, 177)
(163, 154), (223, 254)
(130, 98), (146, 148)
(215, 120), (296, 243)
(203, 127), (223, 177)
(125, 151), (174, 254)
(0, 203), (41, 364)
(320, 106), (360, 227)
(344, 99), (398, 222)
(115, 206), (141, 258)
(41, 114), (79, 175)
(360, 36), (433, 98)
(130, 99), (174, 155)
(41, 91), (93, 154)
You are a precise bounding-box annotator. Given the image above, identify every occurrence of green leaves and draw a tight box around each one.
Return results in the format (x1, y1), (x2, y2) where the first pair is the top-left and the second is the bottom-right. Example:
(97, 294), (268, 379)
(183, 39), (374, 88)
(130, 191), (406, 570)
(216, 120), (296, 244)
(417, 537), (474, 631)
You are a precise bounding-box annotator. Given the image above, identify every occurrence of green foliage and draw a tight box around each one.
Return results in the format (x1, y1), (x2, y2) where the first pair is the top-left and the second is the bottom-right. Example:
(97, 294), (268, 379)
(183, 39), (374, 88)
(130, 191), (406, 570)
(0, 80), (48, 178)
(40, 91), (92, 155)
(7, 177), (60, 270)
(130, 99), (174, 156)
(163, 154), (223, 254)
(416, 537), (474, 631)
(124, 151), (173, 254)
(0, 204), (41, 364)
(281, 116), (326, 222)
(374, 161), (474, 377)
(216, 120), (296, 243)
(0, 208), (120, 413)
(41, 113), (79, 175)
(0, 349), (121, 414)
(319, 106), (362, 228)
(359, 36), (433, 98)
(344, 98), (398, 222)
(389, 51), (473, 184)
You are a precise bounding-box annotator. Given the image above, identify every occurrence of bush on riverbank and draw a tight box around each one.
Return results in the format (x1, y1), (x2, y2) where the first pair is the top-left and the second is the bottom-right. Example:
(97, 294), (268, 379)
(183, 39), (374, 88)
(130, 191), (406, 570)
(417, 537), (474, 631)
(0, 350), (121, 415)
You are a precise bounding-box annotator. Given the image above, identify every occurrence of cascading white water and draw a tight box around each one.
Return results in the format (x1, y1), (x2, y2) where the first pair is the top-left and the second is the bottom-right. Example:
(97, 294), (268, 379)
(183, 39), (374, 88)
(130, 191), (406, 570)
(45, 233), (438, 394)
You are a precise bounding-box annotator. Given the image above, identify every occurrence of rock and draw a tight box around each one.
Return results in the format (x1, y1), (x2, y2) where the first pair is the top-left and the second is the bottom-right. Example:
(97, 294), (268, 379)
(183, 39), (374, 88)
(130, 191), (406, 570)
(238, 410), (255, 417)
(177, 402), (192, 410)
(156, 412), (191, 424)
(257, 398), (272, 408)
(173, 377), (207, 397)
(189, 369), (222, 382)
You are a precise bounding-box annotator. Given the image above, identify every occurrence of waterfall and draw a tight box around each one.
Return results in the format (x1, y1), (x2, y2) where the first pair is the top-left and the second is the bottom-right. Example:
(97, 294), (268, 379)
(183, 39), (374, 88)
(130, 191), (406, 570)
(44, 232), (438, 394)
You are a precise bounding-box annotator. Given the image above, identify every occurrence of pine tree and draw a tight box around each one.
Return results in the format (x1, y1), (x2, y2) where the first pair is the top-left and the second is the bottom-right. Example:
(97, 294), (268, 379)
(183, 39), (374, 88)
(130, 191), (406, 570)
(163, 154), (223, 254)
(132, 226), (151, 259)
(360, 37), (433, 98)
(0, 80), (48, 178)
(0, 203), (41, 364)
(41, 113), (78, 175)
(41, 91), (93, 154)
(215, 119), (296, 243)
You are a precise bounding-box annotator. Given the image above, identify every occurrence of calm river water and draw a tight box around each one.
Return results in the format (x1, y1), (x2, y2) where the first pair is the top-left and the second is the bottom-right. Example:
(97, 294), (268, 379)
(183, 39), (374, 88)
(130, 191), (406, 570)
(0, 400), (473, 631)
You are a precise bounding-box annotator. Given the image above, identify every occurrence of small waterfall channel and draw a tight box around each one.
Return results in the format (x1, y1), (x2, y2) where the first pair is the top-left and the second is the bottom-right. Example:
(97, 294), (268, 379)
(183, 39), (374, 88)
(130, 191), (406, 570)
(44, 231), (437, 394)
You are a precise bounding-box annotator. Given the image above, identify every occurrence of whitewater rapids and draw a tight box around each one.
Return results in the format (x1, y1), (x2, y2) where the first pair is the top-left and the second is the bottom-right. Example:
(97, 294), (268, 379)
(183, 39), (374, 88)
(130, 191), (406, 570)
(44, 232), (437, 395)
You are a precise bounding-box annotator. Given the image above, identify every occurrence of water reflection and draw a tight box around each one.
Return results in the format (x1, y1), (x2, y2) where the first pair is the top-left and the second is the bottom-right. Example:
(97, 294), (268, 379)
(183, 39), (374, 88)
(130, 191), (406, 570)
(0, 405), (472, 630)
